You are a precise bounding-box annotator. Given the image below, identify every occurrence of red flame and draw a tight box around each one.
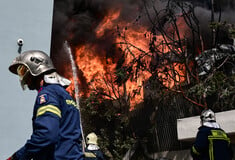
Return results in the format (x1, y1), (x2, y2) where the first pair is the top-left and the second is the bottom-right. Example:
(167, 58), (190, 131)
(65, 9), (187, 109)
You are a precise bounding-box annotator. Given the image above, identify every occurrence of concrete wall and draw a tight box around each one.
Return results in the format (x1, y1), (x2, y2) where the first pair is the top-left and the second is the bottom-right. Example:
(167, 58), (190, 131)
(177, 109), (235, 141)
(143, 145), (235, 160)
(143, 150), (192, 160)
(0, 0), (53, 159)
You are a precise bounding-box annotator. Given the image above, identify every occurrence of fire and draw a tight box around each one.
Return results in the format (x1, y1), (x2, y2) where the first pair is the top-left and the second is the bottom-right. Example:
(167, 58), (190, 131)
(74, 45), (117, 98)
(157, 63), (186, 88)
(66, 9), (187, 109)
(96, 9), (121, 38)
(66, 78), (76, 96)
(116, 26), (152, 108)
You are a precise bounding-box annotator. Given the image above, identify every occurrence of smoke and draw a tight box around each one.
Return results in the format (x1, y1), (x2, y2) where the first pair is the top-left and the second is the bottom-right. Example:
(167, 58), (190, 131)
(51, 0), (143, 46)
(50, 0), (171, 49)
(51, 0), (144, 73)
(194, 2), (235, 48)
(50, 0), (235, 77)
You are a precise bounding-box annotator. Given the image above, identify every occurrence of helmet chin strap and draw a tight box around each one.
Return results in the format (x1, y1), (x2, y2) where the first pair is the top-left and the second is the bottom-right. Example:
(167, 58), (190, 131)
(44, 72), (71, 87)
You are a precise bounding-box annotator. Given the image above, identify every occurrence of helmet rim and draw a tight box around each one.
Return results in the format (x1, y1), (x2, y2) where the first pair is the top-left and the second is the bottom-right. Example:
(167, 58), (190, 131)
(9, 50), (56, 77)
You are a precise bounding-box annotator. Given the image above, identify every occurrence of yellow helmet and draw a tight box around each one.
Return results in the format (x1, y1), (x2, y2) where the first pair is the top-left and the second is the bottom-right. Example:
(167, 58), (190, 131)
(86, 132), (98, 145)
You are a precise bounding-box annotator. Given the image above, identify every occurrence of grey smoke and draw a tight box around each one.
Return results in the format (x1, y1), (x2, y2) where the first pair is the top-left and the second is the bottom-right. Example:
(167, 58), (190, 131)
(50, 0), (235, 87)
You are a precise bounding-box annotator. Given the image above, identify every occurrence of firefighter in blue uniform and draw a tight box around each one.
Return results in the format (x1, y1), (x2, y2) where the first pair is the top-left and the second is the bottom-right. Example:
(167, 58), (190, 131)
(84, 132), (105, 160)
(191, 109), (233, 160)
(7, 50), (84, 160)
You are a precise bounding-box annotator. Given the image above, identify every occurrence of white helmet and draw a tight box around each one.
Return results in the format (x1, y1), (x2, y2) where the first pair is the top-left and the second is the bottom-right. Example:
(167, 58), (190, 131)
(86, 132), (98, 145)
(200, 109), (216, 123)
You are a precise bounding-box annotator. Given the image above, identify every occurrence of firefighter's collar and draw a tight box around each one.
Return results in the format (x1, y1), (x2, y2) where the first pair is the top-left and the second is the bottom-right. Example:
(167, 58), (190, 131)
(87, 144), (100, 150)
(44, 72), (71, 87)
(203, 122), (220, 128)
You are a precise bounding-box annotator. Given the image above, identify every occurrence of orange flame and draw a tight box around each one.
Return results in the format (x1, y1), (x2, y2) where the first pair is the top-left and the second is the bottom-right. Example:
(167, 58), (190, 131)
(74, 45), (117, 98)
(65, 9), (187, 109)
(96, 9), (121, 38)
(116, 26), (152, 108)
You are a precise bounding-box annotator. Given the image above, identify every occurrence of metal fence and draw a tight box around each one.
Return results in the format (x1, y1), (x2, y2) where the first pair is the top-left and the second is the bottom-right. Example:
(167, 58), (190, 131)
(130, 94), (199, 153)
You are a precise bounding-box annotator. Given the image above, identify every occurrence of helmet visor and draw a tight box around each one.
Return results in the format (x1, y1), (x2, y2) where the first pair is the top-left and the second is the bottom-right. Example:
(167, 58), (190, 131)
(17, 65), (29, 79)
(17, 65), (30, 90)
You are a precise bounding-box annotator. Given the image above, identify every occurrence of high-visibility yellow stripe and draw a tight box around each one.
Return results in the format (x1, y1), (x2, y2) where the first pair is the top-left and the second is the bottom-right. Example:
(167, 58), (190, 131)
(36, 105), (61, 118)
(209, 139), (214, 160)
(208, 130), (231, 160)
(192, 146), (200, 155)
(84, 152), (96, 158)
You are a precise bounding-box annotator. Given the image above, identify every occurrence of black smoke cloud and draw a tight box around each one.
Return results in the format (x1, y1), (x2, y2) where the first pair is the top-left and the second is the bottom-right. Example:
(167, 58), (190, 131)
(50, 0), (153, 93)
(51, 0), (145, 51)
(50, 0), (235, 77)
(193, 0), (235, 49)
(50, 0), (147, 74)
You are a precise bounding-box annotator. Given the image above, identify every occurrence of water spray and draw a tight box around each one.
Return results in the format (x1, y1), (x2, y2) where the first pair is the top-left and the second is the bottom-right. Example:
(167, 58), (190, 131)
(63, 41), (86, 151)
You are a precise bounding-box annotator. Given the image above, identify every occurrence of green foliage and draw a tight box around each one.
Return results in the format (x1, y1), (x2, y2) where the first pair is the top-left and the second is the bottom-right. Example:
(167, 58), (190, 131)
(115, 67), (131, 85)
(80, 91), (135, 159)
(187, 72), (235, 111)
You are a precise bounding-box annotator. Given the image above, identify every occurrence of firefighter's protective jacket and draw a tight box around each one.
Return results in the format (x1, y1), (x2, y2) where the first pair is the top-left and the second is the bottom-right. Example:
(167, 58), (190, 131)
(191, 124), (233, 160)
(14, 84), (84, 160)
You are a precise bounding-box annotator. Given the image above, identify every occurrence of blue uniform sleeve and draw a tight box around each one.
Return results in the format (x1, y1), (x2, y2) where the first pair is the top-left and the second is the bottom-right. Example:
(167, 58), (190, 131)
(15, 113), (60, 159)
(15, 90), (61, 159)
(191, 128), (209, 159)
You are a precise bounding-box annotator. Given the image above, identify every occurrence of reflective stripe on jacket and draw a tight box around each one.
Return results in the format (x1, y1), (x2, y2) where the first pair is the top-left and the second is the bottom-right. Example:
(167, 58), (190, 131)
(15, 84), (84, 160)
(191, 125), (233, 160)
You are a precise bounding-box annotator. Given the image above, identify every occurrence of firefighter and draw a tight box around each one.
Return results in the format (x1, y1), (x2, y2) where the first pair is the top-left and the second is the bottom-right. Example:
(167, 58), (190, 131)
(84, 132), (105, 160)
(7, 50), (84, 160)
(191, 109), (233, 160)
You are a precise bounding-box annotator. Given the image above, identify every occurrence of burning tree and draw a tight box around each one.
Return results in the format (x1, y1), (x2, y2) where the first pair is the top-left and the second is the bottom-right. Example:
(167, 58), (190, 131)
(51, 0), (235, 159)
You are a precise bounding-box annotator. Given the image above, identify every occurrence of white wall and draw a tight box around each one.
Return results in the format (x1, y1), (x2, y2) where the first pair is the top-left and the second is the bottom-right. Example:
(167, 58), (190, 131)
(177, 110), (235, 141)
(0, 0), (53, 159)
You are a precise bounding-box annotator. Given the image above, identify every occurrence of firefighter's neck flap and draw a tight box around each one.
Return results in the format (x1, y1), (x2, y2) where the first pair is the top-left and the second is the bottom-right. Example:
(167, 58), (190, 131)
(44, 72), (71, 88)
